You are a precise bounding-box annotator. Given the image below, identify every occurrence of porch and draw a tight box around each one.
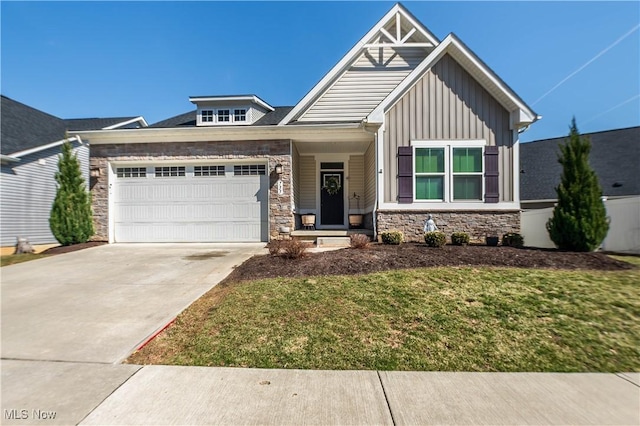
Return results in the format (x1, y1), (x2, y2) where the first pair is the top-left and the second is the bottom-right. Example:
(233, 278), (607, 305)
(290, 137), (376, 234)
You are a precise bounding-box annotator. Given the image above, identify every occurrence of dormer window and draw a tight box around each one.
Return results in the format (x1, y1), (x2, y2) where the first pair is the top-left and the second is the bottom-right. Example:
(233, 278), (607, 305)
(190, 95), (274, 126)
(202, 110), (214, 123)
(234, 109), (247, 122)
(217, 109), (230, 122)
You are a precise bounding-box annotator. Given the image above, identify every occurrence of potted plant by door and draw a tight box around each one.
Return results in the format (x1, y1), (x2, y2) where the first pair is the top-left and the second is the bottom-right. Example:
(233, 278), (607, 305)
(301, 213), (316, 229)
(348, 193), (363, 228)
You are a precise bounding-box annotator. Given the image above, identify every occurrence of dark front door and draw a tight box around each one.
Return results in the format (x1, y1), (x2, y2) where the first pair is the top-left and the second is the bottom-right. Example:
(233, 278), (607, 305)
(320, 171), (344, 226)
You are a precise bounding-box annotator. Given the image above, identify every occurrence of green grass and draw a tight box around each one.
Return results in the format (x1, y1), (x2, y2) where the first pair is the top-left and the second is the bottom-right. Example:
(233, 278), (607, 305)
(129, 264), (640, 372)
(1, 253), (49, 267)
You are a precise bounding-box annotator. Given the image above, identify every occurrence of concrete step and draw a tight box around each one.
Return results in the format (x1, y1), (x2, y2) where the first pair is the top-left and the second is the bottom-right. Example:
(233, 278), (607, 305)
(316, 237), (351, 248)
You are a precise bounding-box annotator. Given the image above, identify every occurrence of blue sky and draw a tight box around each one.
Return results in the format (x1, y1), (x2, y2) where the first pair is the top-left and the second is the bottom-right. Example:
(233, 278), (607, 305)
(2, 1), (638, 142)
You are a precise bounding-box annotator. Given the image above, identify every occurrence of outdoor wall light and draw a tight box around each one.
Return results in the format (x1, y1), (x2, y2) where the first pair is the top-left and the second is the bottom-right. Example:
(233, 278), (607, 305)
(90, 167), (100, 177)
(274, 164), (283, 175)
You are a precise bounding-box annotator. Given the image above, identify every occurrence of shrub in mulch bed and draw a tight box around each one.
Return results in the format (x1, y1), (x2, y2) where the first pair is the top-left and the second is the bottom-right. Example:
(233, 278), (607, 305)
(223, 243), (634, 284)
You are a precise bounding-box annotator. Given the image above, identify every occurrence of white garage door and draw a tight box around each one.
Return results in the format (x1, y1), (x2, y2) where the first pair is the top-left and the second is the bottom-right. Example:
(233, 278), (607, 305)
(113, 164), (268, 242)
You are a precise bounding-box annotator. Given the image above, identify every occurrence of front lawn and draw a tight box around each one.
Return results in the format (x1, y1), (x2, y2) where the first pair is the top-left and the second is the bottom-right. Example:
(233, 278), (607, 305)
(128, 264), (640, 372)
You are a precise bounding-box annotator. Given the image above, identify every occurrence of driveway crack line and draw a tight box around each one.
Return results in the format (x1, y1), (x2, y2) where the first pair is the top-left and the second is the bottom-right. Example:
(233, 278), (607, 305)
(76, 365), (144, 425)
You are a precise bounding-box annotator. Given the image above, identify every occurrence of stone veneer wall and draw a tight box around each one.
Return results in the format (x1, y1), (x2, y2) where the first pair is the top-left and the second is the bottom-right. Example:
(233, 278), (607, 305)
(89, 140), (292, 241)
(376, 210), (521, 243)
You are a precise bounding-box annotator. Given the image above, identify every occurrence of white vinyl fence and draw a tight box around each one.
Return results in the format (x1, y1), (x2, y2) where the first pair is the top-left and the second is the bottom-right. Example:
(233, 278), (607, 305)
(521, 196), (640, 254)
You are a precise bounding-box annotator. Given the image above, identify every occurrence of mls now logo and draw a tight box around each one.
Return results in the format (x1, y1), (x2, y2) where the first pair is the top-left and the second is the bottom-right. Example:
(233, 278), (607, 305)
(4, 409), (57, 420)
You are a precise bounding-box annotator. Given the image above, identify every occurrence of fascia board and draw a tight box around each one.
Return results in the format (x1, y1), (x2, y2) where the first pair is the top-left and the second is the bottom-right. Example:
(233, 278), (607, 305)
(278, 4), (408, 126)
(1, 154), (21, 164)
(8, 136), (80, 159)
(368, 34), (538, 125)
(75, 123), (367, 144)
(189, 96), (274, 112)
(101, 116), (149, 130)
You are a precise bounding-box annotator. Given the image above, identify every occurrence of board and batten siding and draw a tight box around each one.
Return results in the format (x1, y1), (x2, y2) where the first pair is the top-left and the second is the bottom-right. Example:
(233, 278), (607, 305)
(364, 141), (376, 211)
(298, 156), (316, 210)
(299, 47), (431, 122)
(1, 142), (89, 246)
(348, 155), (365, 211)
(383, 54), (514, 203)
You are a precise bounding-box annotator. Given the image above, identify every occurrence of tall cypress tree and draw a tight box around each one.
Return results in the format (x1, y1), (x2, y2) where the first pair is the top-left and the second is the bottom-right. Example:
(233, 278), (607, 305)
(546, 118), (609, 251)
(49, 139), (94, 245)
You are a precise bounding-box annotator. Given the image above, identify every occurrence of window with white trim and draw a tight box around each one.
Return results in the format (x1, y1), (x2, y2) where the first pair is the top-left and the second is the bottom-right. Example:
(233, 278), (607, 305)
(413, 141), (485, 202)
(201, 110), (214, 123)
(234, 109), (247, 122)
(116, 167), (146, 178)
(217, 109), (230, 122)
(155, 166), (186, 177)
(194, 165), (225, 177)
(234, 164), (266, 176)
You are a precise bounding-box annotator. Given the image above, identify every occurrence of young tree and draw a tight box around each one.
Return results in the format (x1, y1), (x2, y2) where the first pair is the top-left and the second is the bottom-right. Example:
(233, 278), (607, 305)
(546, 118), (609, 251)
(49, 139), (94, 245)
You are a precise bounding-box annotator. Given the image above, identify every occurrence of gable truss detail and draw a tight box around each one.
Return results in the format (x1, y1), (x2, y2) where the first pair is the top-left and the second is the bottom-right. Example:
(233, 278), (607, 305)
(364, 11), (435, 49)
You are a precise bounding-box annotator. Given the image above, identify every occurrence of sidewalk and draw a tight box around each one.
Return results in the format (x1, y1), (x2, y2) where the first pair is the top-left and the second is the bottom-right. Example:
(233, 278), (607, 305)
(3, 360), (638, 425)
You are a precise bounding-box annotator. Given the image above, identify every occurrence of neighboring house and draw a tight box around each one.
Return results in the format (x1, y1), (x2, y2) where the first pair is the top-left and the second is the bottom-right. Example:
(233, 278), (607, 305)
(0, 95), (147, 250)
(520, 126), (639, 208)
(75, 3), (538, 244)
(520, 126), (640, 253)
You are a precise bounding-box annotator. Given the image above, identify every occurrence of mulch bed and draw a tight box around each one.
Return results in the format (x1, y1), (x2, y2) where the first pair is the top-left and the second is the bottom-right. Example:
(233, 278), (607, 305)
(41, 241), (106, 255)
(224, 243), (635, 283)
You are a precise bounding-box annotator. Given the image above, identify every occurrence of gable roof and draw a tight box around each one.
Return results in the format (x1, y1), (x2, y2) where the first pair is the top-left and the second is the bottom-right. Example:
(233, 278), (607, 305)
(149, 107), (294, 128)
(520, 126), (640, 201)
(279, 3), (439, 125)
(1, 95), (68, 156)
(367, 33), (538, 129)
(65, 116), (148, 131)
(1, 95), (147, 157)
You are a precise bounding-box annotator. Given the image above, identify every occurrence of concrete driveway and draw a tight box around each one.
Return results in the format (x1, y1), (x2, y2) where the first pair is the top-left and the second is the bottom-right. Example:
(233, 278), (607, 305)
(1, 243), (265, 364)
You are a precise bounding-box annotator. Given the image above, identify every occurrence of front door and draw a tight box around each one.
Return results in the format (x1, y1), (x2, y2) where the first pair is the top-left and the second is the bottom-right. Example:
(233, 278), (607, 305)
(320, 171), (344, 226)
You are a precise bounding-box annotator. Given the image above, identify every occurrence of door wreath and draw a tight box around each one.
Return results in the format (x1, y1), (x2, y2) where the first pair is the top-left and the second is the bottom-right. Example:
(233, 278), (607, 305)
(323, 175), (341, 195)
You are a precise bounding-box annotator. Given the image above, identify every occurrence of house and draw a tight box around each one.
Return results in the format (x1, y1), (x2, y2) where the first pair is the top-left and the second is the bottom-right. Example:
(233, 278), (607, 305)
(520, 126), (640, 253)
(0, 95), (147, 252)
(75, 3), (538, 244)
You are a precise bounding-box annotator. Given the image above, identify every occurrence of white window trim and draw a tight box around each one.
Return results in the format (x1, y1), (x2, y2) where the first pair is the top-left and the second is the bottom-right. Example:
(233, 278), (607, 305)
(197, 106), (252, 126)
(412, 140), (486, 203)
(233, 108), (247, 123)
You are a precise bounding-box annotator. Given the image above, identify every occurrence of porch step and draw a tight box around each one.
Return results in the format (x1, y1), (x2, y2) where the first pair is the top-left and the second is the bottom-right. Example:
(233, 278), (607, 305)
(316, 237), (351, 248)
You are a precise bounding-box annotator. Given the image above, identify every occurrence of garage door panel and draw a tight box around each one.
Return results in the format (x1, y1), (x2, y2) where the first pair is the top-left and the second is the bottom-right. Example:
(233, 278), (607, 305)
(114, 171), (267, 242)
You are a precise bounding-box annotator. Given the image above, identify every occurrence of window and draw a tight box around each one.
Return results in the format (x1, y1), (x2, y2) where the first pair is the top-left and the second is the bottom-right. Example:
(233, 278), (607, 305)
(201, 110), (214, 123)
(234, 109), (247, 122)
(452, 148), (483, 200)
(155, 166), (186, 177)
(194, 165), (225, 177)
(413, 142), (485, 202)
(116, 167), (146, 178)
(234, 164), (266, 176)
(415, 148), (445, 201)
(217, 109), (230, 122)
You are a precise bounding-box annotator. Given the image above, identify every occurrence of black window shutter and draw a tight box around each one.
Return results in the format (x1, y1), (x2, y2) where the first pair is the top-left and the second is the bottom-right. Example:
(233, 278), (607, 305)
(398, 146), (413, 203)
(484, 145), (499, 203)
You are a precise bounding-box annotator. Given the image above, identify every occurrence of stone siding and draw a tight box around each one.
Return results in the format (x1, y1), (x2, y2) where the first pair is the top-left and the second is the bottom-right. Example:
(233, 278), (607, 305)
(376, 210), (521, 243)
(90, 140), (292, 241)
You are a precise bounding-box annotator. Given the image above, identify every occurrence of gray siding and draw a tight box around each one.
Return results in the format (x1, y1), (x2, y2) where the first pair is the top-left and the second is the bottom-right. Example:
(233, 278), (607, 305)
(383, 54), (513, 203)
(348, 155), (365, 211)
(298, 156), (316, 210)
(364, 141), (376, 211)
(300, 47), (431, 122)
(1, 142), (89, 246)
